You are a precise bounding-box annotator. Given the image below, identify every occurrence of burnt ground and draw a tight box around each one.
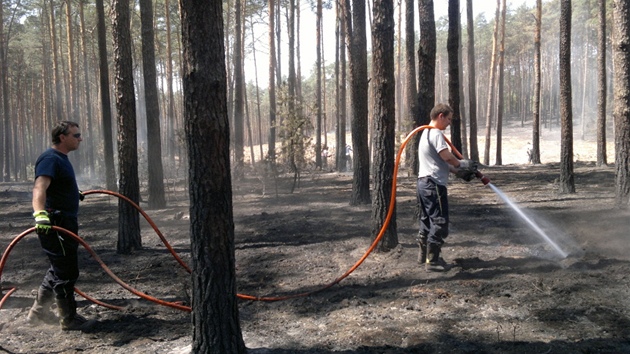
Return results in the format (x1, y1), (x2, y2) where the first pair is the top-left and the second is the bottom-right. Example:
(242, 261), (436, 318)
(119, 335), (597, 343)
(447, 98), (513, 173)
(1, 160), (630, 354)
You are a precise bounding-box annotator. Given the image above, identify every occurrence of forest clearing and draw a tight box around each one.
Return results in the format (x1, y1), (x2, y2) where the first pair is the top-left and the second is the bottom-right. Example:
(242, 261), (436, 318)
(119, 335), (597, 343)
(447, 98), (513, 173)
(1, 0), (630, 350)
(1, 124), (629, 353)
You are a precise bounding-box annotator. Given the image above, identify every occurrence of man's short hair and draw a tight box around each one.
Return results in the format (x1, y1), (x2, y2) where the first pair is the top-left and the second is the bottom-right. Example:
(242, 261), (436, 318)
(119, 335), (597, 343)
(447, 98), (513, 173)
(52, 121), (79, 145)
(430, 103), (453, 121)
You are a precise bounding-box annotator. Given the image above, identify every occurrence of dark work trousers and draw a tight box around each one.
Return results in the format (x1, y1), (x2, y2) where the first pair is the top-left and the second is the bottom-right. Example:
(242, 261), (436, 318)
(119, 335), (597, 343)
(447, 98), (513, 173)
(37, 212), (79, 299)
(417, 177), (449, 246)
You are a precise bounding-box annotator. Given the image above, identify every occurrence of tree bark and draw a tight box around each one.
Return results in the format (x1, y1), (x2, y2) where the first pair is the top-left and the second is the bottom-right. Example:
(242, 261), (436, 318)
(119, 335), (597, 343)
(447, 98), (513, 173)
(483, 0), (500, 166)
(249, 18), (265, 161)
(447, 0), (462, 153)
(613, 0), (630, 206)
(49, 0), (62, 122)
(268, 0), (277, 161)
(466, 0), (479, 162)
(315, 0), (323, 169)
(344, 0), (371, 205)
(371, 0), (397, 250)
(140, 0), (166, 208)
(275, 0), (282, 86)
(405, 0), (418, 172)
(233, 0), (245, 178)
(0, 0), (11, 181)
(296, 0), (303, 100)
(96, 0), (117, 190)
(559, 0), (575, 193)
(416, 0), (435, 162)
(336, 2), (347, 172)
(78, 0), (95, 178)
(495, 0), (506, 165)
(65, 0), (77, 124)
(596, 0), (607, 167)
(532, 0), (542, 164)
(181, 0), (247, 349)
(113, 0), (142, 253)
(458, 25), (467, 158)
(164, 0), (177, 166)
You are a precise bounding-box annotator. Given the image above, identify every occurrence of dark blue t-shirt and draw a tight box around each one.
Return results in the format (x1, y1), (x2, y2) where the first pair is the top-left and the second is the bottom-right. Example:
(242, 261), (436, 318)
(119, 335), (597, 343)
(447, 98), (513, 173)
(35, 148), (80, 218)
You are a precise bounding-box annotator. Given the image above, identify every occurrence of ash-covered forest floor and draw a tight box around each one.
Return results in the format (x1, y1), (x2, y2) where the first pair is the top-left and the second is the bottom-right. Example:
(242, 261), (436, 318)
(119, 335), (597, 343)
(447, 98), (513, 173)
(1, 125), (630, 353)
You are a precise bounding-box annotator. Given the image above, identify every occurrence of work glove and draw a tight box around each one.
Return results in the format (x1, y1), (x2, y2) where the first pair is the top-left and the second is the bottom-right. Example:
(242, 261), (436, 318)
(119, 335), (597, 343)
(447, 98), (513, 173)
(456, 159), (478, 182)
(79, 190), (85, 201)
(456, 168), (476, 182)
(459, 159), (478, 171)
(33, 210), (52, 235)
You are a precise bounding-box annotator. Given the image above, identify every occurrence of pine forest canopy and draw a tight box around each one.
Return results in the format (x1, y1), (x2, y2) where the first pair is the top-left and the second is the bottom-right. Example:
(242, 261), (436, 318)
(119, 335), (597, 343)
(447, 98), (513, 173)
(0, 0), (624, 184)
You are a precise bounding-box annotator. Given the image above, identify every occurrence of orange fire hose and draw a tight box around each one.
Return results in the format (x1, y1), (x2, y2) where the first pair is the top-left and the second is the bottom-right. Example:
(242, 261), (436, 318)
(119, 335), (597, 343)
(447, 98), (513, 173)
(81, 189), (192, 274)
(0, 226), (191, 312)
(0, 125), (487, 310)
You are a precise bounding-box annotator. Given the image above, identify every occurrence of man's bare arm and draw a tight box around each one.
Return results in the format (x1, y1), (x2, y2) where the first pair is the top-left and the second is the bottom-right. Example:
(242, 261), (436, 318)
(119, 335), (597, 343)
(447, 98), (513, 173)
(33, 176), (52, 211)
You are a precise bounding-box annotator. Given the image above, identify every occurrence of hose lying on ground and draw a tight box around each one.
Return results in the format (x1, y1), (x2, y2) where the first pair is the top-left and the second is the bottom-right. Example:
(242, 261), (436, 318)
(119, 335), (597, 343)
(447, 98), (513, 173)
(1, 125), (482, 310)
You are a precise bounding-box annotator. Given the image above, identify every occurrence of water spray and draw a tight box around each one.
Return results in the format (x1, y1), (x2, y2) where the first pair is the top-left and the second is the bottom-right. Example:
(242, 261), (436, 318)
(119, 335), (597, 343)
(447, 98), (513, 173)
(486, 184), (569, 258)
(425, 126), (568, 259)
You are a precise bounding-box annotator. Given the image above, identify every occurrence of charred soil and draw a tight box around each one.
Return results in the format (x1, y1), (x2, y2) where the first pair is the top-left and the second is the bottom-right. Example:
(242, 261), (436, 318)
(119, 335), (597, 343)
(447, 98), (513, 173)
(1, 159), (630, 353)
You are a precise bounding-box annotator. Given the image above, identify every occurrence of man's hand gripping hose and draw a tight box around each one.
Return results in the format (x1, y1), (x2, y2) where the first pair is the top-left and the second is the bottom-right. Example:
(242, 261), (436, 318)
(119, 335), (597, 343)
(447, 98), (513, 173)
(33, 210), (52, 235)
(1, 125), (490, 313)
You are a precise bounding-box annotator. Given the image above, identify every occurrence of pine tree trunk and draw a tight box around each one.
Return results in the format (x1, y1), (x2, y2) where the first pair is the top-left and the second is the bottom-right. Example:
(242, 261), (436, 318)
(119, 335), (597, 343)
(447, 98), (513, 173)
(371, 0), (397, 251)
(181, 0), (246, 349)
(344, 0), (371, 205)
(336, 3), (347, 172)
(164, 0), (176, 166)
(113, 0), (142, 253)
(596, 0), (607, 167)
(49, 0), (63, 122)
(65, 0), (77, 124)
(447, 0), (462, 152)
(559, 0), (575, 193)
(532, 0), (542, 164)
(268, 0), (277, 161)
(483, 0), (500, 166)
(405, 0), (418, 172)
(613, 0), (630, 206)
(0, 0), (11, 181)
(458, 29), (467, 158)
(96, 0), (117, 190)
(315, 0), (323, 169)
(233, 0), (245, 179)
(416, 0), (435, 161)
(140, 0), (166, 209)
(296, 0), (303, 100)
(495, 0), (506, 166)
(78, 1), (96, 178)
(466, 0), (479, 162)
(249, 20), (265, 161)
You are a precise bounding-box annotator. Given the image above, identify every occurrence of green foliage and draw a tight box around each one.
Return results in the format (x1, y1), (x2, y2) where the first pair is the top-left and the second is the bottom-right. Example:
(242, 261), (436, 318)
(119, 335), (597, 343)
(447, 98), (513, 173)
(276, 84), (313, 173)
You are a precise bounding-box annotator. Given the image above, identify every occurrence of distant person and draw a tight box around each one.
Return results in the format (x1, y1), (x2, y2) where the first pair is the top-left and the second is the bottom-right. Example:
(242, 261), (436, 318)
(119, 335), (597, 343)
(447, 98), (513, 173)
(321, 145), (329, 170)
(29, 121), (93, 331)
(345, 144), (353, 171)
(526, 142), (533, 163)
(417, 104), (477, 271)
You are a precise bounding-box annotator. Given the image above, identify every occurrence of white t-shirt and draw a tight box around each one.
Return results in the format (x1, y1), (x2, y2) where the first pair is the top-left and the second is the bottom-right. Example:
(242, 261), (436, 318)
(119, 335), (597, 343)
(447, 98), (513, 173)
(418, 128), (450, 186)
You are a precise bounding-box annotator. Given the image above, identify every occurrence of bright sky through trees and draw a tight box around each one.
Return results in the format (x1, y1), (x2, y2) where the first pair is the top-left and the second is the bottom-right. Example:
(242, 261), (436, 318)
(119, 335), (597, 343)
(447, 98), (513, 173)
(244, 0), (537, 87)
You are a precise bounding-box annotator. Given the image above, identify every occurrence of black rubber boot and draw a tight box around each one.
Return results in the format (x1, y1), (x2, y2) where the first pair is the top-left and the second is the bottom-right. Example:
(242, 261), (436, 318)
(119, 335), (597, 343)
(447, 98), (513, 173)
(56, 297), (94, 331)
(425, 243), (449, 272)
(418, 242), (427, 265)
(417, 233), (428, 265)
(27, 286), (57, 324)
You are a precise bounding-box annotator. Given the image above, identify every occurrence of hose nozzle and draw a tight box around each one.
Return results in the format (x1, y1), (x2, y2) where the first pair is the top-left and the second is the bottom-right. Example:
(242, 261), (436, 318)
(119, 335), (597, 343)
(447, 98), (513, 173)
(475, 171), (491, 186)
